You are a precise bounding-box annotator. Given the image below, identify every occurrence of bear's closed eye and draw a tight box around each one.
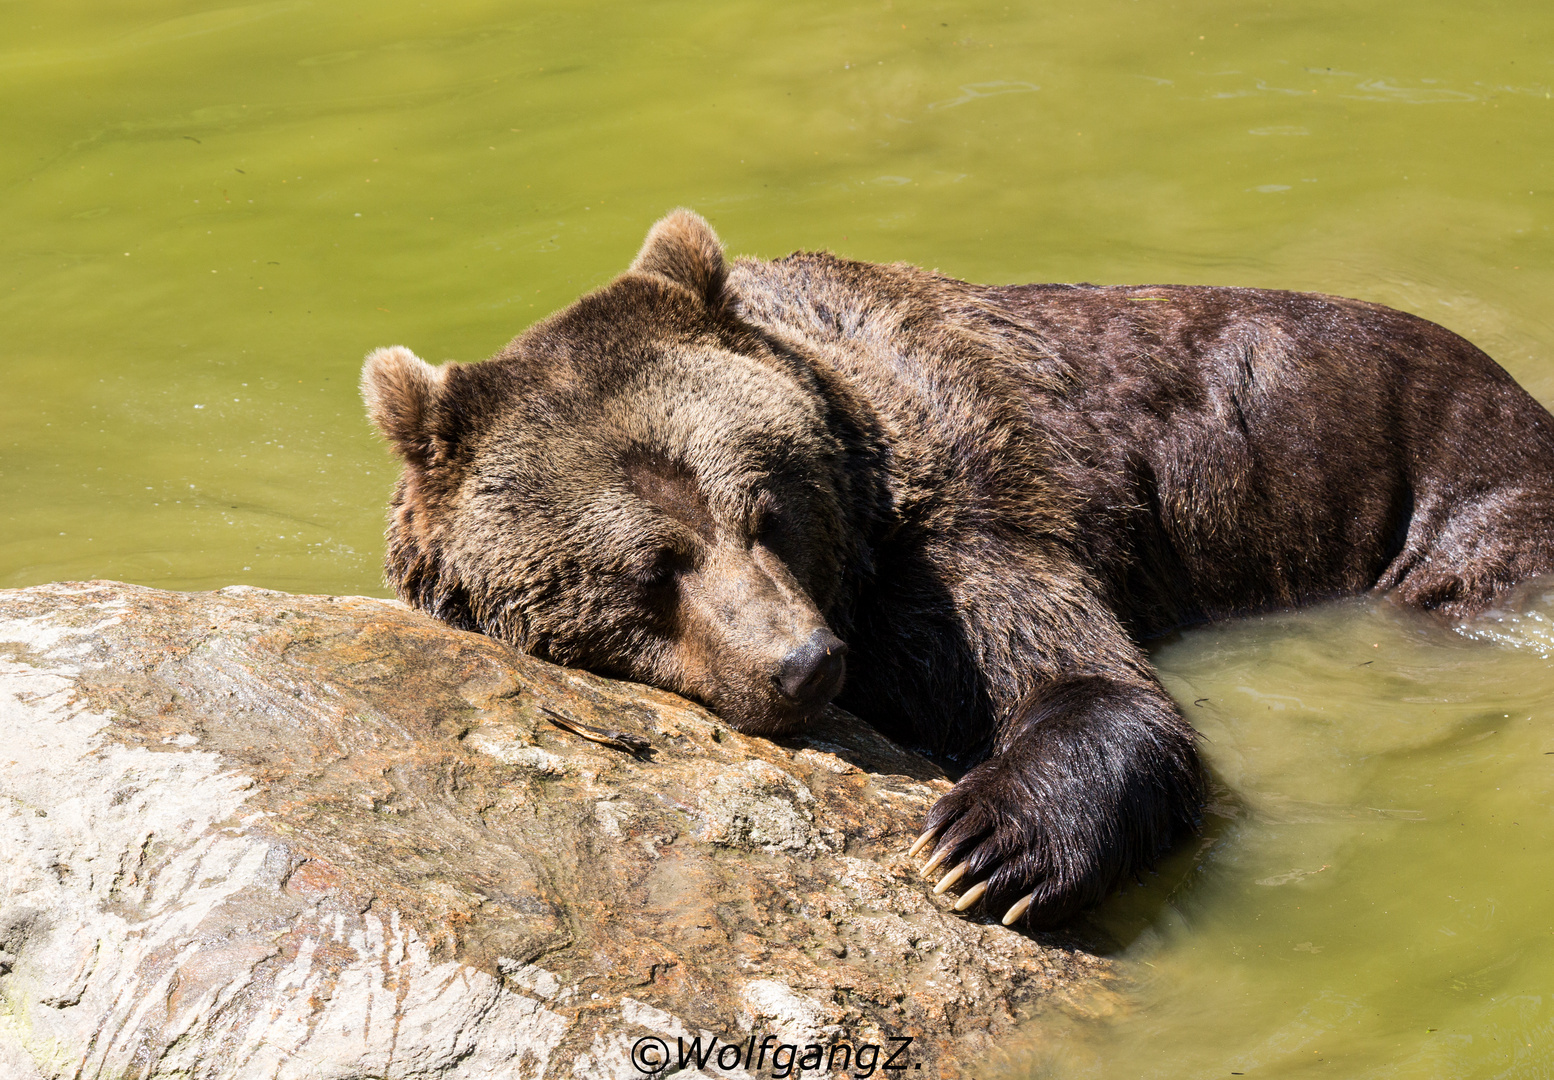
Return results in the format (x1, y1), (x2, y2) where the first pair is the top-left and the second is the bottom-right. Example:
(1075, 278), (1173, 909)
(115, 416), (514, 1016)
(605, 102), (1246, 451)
(626, 549), (683, 590)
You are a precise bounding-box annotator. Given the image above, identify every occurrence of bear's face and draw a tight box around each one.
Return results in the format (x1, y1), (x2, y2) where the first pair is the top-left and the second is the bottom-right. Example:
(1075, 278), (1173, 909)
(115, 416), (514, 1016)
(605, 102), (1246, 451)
(363, 214), (850, 735)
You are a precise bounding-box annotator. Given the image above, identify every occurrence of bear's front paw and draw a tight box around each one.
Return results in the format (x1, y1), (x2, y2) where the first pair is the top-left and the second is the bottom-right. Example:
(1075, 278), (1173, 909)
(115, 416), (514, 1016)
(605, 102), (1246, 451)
(908, 677), (1202, 927)
(909, 758), (1108, 927)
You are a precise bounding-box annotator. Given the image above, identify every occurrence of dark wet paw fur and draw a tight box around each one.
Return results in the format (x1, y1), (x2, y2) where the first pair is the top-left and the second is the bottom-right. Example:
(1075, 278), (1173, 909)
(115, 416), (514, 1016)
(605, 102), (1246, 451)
(908, 675), (1204, 928)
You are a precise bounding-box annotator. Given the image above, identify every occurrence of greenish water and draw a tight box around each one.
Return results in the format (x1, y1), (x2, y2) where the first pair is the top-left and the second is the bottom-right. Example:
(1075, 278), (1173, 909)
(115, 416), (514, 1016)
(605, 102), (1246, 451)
(3, 1), (1552, 1075)
(1037, 592), (1554, 1078)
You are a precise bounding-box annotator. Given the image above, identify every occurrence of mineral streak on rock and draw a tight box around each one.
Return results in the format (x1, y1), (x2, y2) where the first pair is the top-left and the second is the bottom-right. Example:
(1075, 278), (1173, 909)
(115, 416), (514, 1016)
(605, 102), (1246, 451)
(0, 582), (1114, 1078)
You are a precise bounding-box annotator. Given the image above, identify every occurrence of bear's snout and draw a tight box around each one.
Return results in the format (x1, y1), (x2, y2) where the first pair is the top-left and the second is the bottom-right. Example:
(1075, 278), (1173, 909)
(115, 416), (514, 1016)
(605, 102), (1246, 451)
(773, 628), (847, 708)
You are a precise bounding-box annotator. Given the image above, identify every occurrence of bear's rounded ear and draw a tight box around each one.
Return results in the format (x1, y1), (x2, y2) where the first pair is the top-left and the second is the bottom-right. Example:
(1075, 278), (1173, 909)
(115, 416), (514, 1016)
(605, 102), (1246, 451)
(630, 208), (728, 306)
(361, 345), (447, 466)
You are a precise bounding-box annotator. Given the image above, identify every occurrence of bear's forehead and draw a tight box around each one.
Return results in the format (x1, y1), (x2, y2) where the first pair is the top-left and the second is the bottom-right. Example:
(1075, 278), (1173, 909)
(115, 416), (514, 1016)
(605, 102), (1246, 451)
(484, 341), (830, 467)
(457, 348), (830, 537)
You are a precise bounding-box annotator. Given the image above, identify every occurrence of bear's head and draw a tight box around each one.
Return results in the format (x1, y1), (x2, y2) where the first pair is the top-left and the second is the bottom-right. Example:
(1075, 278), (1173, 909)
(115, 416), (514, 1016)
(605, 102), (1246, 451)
(362, 211), (854, 735)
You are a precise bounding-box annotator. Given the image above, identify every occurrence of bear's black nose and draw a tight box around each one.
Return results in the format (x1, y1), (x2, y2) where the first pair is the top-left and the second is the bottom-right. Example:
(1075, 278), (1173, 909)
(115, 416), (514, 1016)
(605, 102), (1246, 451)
(775, 629), (848, 706)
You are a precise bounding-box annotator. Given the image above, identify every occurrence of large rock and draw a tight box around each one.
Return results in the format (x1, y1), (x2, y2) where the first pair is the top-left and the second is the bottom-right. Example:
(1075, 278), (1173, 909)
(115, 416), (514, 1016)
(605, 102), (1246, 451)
(0, 582), (1113, 1079)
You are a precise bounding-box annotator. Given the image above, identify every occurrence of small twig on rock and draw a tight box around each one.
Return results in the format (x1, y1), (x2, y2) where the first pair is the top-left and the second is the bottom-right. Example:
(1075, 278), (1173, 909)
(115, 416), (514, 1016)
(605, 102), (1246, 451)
(540, 706), (655, 760)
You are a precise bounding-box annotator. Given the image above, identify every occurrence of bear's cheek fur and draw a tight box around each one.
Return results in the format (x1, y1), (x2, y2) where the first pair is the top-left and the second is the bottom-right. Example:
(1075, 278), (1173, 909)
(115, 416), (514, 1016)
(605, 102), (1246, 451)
(665, 544), (842, 737)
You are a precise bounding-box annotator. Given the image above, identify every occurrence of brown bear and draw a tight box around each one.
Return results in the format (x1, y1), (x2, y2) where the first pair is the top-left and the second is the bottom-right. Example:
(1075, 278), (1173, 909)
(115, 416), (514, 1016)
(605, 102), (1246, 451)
(361, 210), (1554, 928)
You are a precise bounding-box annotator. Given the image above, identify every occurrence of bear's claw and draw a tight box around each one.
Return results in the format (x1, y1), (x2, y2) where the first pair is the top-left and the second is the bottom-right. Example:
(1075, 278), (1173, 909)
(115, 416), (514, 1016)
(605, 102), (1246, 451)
(1002, 894), (1034, 925)
(919, 845), (953, 877)
(932, 860), (971, 894)
(907, 827), (938, 858)
(952, 880), (988, 911)
(916, 851), (1016, 919)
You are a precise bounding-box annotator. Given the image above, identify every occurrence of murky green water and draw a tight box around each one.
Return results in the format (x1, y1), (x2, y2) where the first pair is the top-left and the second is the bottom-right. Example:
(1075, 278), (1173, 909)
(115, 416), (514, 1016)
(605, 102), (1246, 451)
(4, 0), (1552, 1074)
(1031, 591), (1554, 1078)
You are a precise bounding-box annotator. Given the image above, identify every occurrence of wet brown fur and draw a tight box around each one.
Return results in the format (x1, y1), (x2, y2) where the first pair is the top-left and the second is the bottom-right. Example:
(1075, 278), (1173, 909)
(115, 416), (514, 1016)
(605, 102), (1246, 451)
(362, 210), (1554, 927)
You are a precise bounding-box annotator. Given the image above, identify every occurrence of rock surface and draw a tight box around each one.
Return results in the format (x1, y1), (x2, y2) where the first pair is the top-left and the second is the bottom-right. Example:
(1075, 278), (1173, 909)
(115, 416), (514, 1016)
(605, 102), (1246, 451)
(0, 582), (1114, 1079)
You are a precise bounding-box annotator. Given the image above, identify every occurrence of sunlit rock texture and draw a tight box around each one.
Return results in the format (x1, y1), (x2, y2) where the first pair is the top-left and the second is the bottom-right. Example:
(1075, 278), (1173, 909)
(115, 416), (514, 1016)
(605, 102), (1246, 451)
(0, 582), (1113, 1079)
